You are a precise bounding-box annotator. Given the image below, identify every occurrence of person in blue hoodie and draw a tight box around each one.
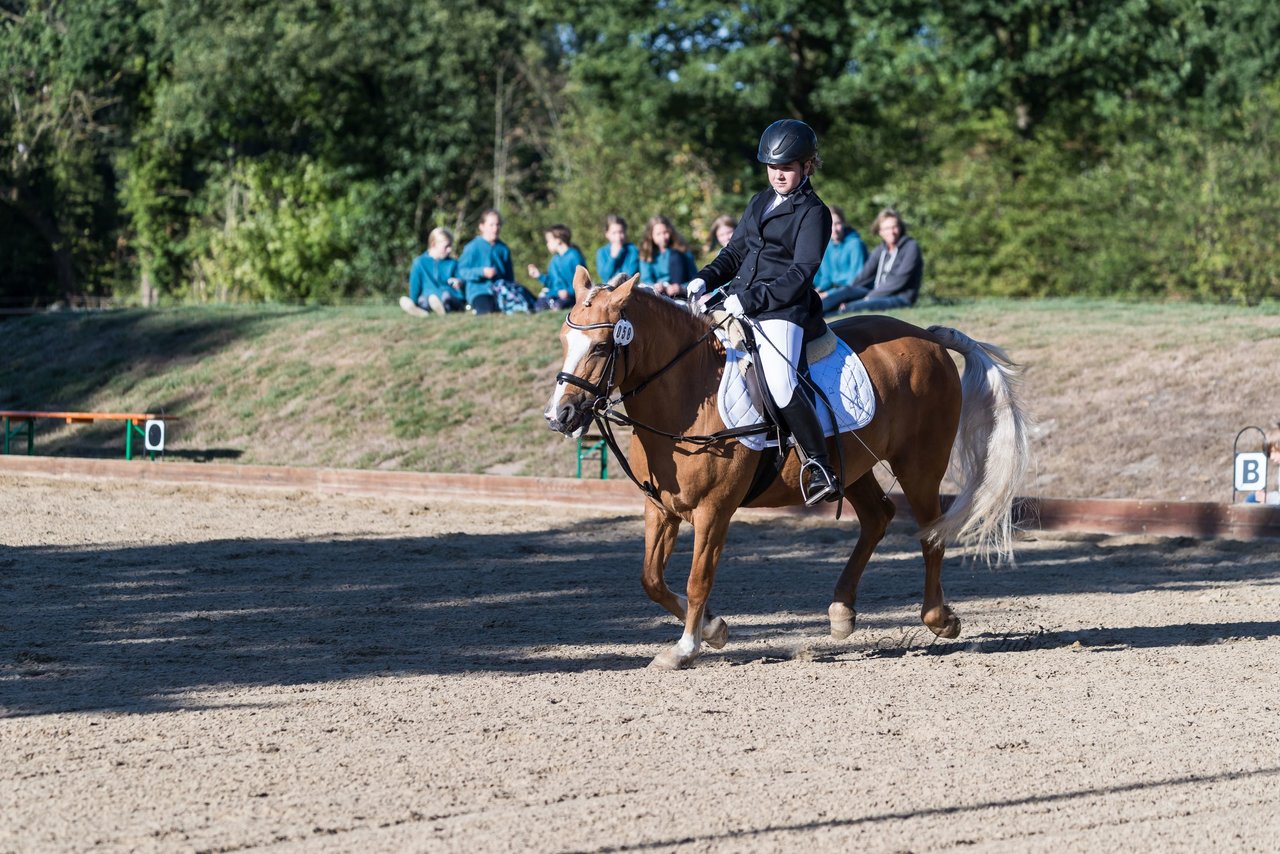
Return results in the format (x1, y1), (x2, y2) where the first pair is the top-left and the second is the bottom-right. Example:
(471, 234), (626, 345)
(458, 209), (532, 314)
(813, 205), (867, 304)
(638, 214), (696, 298)
(401, 227), (466, 317)
(528, 224), (587, 311)
(594, 214), (640, 284)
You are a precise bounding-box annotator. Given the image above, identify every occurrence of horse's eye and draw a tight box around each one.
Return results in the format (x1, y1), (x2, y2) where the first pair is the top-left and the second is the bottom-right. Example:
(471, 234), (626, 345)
(591, 342), (609, 355)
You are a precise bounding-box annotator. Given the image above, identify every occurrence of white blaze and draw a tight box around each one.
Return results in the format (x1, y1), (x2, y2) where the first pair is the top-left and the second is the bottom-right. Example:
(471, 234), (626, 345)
(544, 328), (593, 422)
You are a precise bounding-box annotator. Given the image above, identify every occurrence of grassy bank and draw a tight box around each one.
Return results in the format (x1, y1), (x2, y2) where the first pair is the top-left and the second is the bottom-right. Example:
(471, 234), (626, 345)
(2, 299), (1278, 501)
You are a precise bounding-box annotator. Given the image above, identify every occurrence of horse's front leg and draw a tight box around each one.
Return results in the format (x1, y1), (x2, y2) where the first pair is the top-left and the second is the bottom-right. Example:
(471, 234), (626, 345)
(649, 505), (733, 670)
(640, 501), (729, 652)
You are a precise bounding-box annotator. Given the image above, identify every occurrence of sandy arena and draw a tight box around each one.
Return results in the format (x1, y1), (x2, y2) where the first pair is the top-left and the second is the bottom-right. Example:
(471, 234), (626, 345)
(2, 473), (1279, 852)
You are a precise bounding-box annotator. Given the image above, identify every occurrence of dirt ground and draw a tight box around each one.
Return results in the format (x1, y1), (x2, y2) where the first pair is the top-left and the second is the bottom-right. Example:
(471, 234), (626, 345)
(2, 473), (1279, 852)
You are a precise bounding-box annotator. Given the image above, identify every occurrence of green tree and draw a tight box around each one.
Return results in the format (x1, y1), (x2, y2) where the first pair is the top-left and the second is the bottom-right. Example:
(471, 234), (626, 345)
(0, 0), (149, 304)
(121, 0), (570, 302)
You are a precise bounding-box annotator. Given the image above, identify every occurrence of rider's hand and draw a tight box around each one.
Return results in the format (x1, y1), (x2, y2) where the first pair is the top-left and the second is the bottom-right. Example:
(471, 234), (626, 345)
(723, 293), (745, 317)
(686, 277), (707, 302)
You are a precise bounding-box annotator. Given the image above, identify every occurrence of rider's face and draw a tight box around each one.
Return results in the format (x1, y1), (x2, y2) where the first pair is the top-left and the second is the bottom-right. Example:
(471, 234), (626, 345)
(766, 161), (805, 195)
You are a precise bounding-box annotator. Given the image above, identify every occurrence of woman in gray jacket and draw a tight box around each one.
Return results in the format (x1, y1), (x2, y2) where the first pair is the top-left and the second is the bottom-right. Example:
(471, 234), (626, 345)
(820, 208), (923, 315)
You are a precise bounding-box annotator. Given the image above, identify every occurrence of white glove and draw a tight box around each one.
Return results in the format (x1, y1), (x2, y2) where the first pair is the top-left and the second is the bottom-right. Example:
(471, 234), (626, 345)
(723, 293), (745, 317)
(686, 277), (707, 301)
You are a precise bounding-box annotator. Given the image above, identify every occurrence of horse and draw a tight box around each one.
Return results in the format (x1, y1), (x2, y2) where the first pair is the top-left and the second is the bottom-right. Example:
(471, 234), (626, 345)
(544, 268), (1031, 670)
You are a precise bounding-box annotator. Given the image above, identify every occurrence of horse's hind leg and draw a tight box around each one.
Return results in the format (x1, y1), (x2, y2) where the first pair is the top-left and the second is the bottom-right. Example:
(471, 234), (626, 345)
(641, 501), (729, 652)
(829, 472), (896, 640)
(896, 466), (961, 639)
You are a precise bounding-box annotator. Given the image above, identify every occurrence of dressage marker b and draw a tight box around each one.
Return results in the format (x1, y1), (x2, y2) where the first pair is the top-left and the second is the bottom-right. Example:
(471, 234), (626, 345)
(1233, 426), (1269, 502)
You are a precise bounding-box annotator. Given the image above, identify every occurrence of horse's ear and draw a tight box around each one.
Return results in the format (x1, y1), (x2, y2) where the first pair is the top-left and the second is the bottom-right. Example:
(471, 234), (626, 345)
(614, 273), (640, 300)
(572, 266), (594, 301)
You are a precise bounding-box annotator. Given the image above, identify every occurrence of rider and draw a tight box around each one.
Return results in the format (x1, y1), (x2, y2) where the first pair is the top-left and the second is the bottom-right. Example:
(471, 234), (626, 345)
(687, 119), (841, 505)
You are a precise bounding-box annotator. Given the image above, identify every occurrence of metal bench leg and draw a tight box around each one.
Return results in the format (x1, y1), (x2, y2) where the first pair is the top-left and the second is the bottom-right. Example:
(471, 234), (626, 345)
(3, 417), (34, 455)
(575, 437), (609, 479)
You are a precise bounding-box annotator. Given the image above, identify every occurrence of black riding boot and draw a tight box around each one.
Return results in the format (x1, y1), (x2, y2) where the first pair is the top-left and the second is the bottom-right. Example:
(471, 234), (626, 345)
(778, 392), (842, 506)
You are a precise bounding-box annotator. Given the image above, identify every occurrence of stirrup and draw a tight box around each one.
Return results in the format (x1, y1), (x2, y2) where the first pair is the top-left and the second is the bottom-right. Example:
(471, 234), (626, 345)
(801, 459), (841, 507)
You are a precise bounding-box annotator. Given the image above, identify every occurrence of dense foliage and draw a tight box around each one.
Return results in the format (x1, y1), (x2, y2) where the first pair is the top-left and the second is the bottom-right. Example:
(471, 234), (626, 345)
(2, 0), (1278, 307)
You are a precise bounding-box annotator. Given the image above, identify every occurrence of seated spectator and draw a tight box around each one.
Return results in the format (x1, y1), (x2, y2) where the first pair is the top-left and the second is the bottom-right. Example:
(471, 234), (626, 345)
(401, 227), (466, 317)
(594, 214), (640, 284)
(1245, 423), (1280, 505)
(458, 209), (534, 314)
(813, 205), (867, 304)
(528, 224), (587, 311)
(702, 214), (738, 265)
(639, 214), (696, 298)
(821, 207), (923, 316)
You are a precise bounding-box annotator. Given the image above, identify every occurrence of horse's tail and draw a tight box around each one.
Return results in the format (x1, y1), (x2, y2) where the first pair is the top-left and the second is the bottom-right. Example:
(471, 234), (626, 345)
(922, 325), (1032, 565)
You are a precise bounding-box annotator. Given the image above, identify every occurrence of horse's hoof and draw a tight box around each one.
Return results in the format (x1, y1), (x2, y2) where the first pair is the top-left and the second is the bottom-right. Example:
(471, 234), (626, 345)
(703, 616), (729, 649)
(923, 607), (961, 639)
(828, 602), (857, 640)
(648, 646), (696, 670)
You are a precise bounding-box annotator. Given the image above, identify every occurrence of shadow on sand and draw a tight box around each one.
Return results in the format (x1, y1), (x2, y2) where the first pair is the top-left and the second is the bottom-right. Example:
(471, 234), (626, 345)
(2, 516), (1277, 716)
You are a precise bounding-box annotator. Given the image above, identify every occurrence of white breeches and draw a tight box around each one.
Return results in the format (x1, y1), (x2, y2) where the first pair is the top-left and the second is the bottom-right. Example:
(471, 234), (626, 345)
(751, 317), (804, 408)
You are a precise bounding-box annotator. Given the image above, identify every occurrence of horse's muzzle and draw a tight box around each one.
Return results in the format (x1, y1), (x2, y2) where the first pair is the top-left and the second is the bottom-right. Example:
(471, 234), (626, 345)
(545, 401), (587, 437)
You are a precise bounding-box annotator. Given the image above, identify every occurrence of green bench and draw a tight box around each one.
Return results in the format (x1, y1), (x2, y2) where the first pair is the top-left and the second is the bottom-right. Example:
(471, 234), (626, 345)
(1, 410), (173, 460)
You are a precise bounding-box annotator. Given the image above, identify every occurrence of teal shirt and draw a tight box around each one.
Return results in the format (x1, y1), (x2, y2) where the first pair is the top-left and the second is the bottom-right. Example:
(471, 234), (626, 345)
(538, 247), (588, 303)
(594, 242), (640, 283)
(814, 232), (868, 291)
(408, 253), (463, 305)
(458, 236), (515, 303)
(639, 249), (695, 286)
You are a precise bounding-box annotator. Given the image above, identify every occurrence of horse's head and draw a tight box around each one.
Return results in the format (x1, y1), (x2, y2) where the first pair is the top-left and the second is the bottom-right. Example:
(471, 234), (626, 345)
(544, 267), (641, 437)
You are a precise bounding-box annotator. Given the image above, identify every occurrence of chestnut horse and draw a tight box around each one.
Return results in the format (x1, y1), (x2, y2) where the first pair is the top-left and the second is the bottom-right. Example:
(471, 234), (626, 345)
(545, 269), (1030, 670)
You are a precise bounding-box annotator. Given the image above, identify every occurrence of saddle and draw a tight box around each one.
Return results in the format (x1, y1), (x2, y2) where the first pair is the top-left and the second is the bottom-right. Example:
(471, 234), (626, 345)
(711, 316), (875, 454)
(709, 311), (838, 425)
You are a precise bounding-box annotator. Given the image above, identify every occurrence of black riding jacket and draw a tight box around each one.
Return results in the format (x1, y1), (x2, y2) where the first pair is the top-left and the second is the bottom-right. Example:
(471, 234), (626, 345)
(697, 179), (831, 331)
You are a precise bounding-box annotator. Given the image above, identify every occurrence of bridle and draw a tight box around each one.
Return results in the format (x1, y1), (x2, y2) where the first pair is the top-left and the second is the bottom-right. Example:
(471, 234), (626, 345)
(555, 315), (626, 403)
(555, 308), (771, 501)
(557, 309), (731, 420)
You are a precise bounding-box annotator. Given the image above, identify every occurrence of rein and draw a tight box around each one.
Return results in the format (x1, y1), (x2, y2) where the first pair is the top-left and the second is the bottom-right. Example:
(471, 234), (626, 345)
(557, 310), (775, 501)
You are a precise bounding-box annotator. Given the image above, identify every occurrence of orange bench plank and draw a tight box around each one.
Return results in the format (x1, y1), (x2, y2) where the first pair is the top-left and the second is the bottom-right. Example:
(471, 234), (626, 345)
(0, 411), (177, 422)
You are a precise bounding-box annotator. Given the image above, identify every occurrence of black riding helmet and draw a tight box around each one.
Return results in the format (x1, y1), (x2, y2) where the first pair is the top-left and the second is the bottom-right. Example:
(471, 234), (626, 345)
(756, 119), (818, 165)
